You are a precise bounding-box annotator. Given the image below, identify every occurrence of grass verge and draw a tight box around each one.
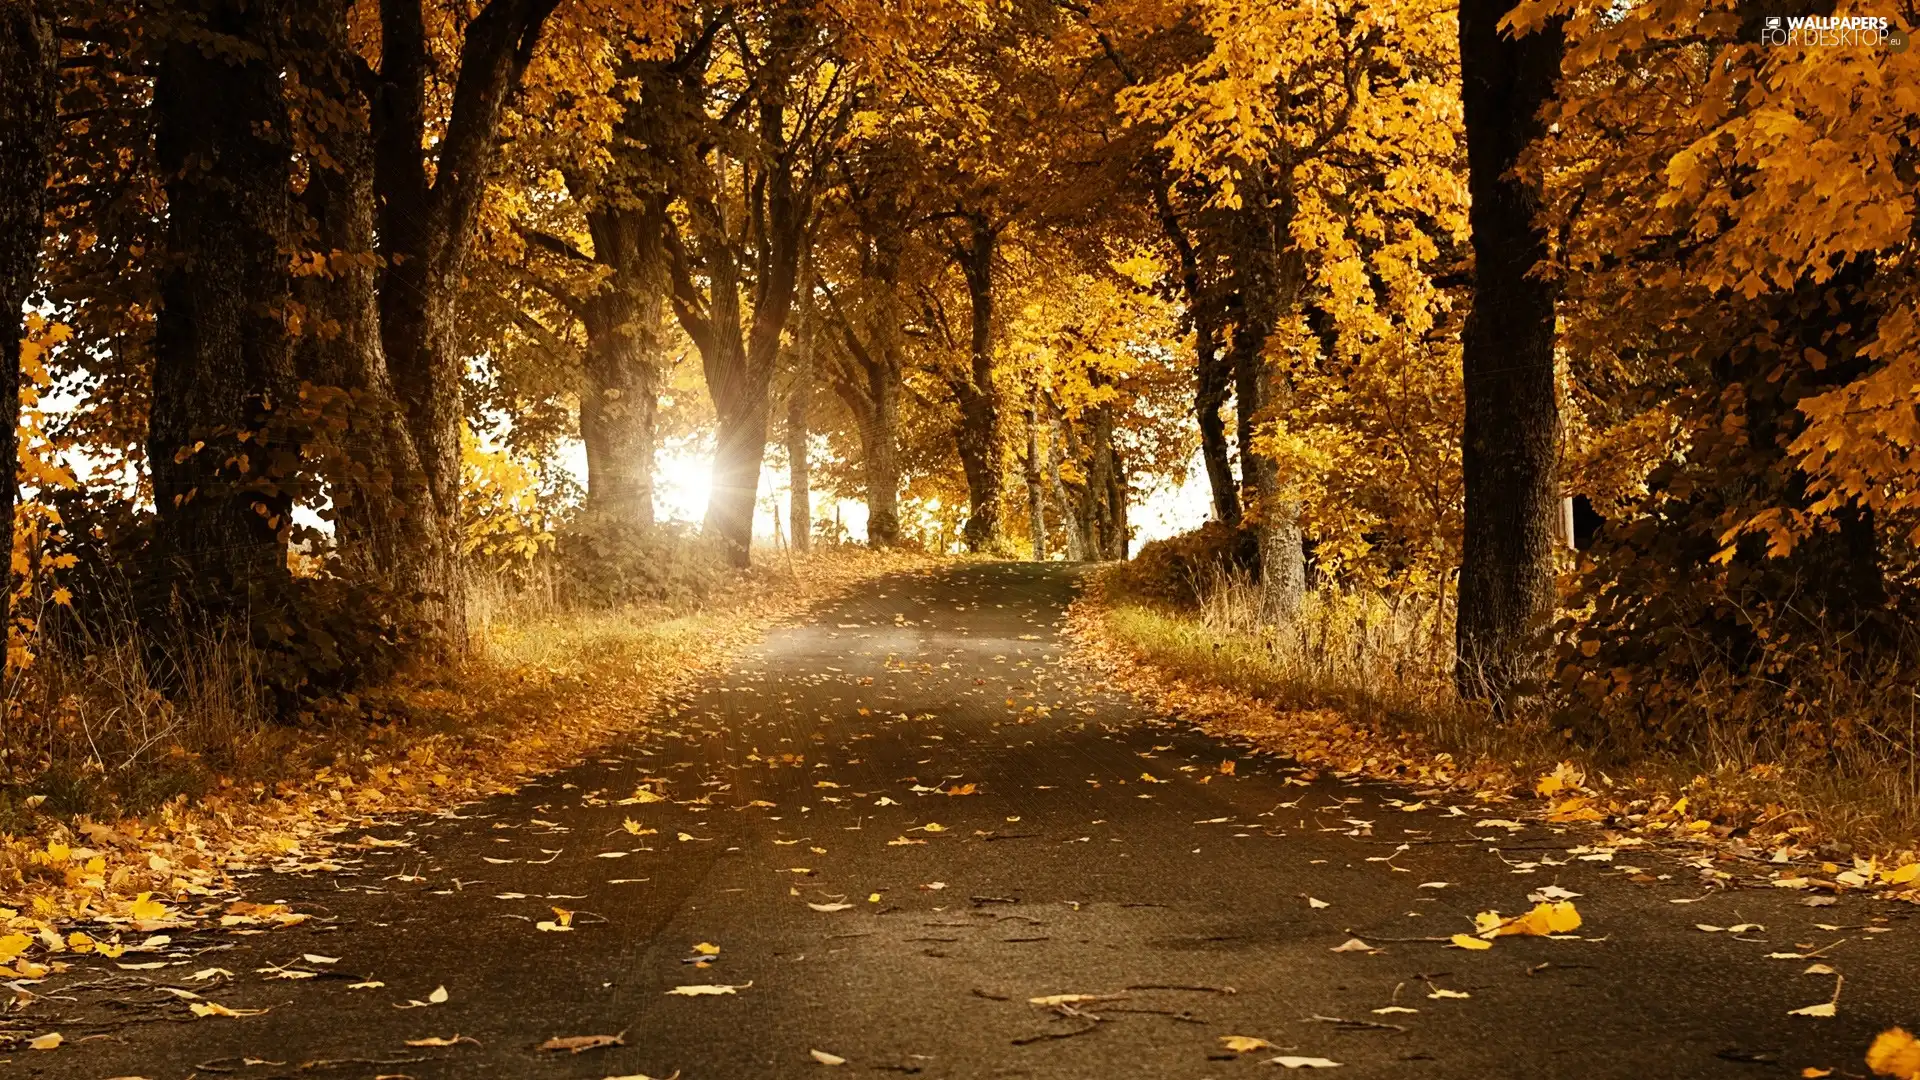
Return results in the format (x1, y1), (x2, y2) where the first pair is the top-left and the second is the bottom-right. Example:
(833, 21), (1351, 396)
(1069, 567), (1920, 901)
(0, 547), (942, 941)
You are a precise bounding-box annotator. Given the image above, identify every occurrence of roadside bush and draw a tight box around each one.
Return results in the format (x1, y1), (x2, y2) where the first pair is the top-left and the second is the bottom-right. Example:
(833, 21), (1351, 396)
(1108, 521), (1258, 609)
(550, 515), (729, 611)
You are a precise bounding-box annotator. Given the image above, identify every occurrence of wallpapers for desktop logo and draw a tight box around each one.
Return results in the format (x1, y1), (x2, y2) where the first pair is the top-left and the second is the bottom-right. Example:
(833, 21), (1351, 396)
(1761, 14), (1909, 50)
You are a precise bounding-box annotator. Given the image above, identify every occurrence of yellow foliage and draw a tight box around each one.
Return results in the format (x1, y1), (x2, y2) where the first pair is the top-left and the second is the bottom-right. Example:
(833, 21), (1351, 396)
(1869, 1028), (1920, 1080)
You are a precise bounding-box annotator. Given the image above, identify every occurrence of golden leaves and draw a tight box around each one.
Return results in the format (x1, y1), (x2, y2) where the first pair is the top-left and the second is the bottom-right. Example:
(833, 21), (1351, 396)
(666, 982), (750, 996)
(1868, 1028), (1920, 1079)
(1478, 901), (1582, 939)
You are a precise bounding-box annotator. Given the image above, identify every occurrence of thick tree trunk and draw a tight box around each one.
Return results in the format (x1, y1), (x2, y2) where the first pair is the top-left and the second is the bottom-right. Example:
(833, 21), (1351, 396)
(149, 0), (298, 616)
(823, 298), (903, 548)
(953, 214), (1003, 552)
(372, 0), (559, 647)
(1228, 195), (1307, 623)
(699, 255), (767, 564)
(861, 380), (901, 548)
(0, 0), (56, 616)
(292, 2), (438, 599)
(1455, 0), (1565, 702)
(1083, 403), (1129, 560)
(706, 378), (769, 564)
(580, 200), (665, 532)
(1024, 389), (1045, 560)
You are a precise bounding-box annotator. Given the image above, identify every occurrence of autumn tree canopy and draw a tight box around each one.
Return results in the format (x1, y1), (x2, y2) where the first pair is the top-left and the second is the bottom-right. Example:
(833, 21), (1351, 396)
(0, 0), (1915, 771)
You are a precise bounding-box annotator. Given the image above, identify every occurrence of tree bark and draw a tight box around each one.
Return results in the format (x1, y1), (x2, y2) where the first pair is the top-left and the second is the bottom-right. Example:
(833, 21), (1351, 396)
(822, 285), (903, 549)
(1454, 0), (1565, 702)
(0, 0), (57, 620)
(1227, 193), (1307, 623)
(1024, 387), (1046, 560)
(148, 0), (297, 617)
(786, 295), (813, 554)
(1151, 182), (1238, 525)
(952, 212), (1002, 552)
(372, 0), (559, 645)
(664, 25), (811, 568)
(580, 198), (666, 532)
(291, 1), (437, 596)
(1048, 419), (1087, 562)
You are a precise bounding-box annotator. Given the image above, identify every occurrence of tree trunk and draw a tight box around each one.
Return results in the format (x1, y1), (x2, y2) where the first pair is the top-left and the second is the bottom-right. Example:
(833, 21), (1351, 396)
(862, 378), (901, 547)
(1454, 0), (1565, 702)
(786, 300), (812, 554)
(707, 388), (769, 563)
(0, 0), (57, 621)
(1048, 420), (1087, 562)
(822, 287), (903, 548)
(373, 0), (559, 647)
(1083, 402), (1129, 560)
(699, 267), (767, 565)
(580, 199), (665, 532)
(1024, 388), (1046, 560)
(292, 2), (438, 599)
(1151, 181), (1239, 525)
(1229, 194), (1307, 623)
(149, 0), (297, 617)
(953, 213), (1002, 552)
(1196, 324), (1237, 525)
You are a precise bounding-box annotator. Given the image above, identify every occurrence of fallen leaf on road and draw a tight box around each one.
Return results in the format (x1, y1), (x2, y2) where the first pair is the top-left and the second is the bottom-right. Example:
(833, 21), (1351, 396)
(1330, 938), (1377, 953)
(1222, 1036), (1274, 1052)
(29, 1033), (62, 1050)
(1372, 1007), (1418, 1015)
(1305, 897), (1329, 910)
(807, 902), (853, 912)
(667, 982), (750, 996)
(1427, 989), (1470, 1000)
(128, 893), (171, 921)
(1265, 1056), (1342, 1068)
(540, 1032), (628, 1053)
(1478, 901), (1581, 938)
(1449, 934), (1492, 951)
(693, 942), (720, 956)
(1790, 974), (1843, 1018)
(1029, 993), (1116, 1006)
(191, 1002), (269, 1018)
(406, 1035), (477, 1047)
(394, 986), (449, 1008)
(1868, 1027), (1920, 1078)
(810, 1049), (847, 1065)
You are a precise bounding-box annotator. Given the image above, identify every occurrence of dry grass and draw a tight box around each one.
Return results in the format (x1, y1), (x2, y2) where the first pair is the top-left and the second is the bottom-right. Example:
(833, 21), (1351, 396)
(0, 545), (943, 914)
(1087, 566), (1920, 855)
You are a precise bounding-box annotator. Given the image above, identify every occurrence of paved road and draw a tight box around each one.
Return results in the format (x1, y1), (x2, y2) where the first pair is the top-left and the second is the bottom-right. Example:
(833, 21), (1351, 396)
(18, 563), (1917, 1079)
